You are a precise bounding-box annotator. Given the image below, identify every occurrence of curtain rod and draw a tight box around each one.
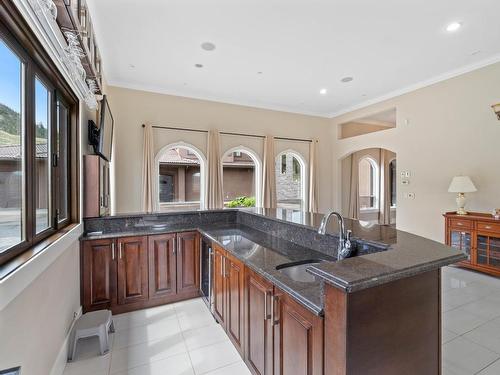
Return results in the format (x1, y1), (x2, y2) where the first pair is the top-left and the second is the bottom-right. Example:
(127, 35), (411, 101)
(142, 124), (313, 143)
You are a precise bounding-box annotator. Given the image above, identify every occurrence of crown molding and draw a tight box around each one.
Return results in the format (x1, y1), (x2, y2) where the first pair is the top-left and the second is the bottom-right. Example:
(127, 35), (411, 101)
(328, 53), (500, 118)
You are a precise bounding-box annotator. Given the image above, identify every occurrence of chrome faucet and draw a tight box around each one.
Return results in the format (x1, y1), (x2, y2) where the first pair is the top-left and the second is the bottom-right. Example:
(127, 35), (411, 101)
(318, 211), (353, 259)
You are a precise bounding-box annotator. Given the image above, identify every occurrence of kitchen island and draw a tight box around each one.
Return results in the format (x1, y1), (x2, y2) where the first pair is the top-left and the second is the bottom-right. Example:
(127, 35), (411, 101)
(81, 208), (464, 375)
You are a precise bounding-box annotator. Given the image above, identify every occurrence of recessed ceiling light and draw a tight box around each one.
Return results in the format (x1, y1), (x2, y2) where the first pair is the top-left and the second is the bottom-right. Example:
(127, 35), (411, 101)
(129, 64), (135, 68)
(319, 88), (328, 95)
(446, 22), (462, 32)
(341, 76), (353, 83)
(257, 71), (263, 74)
(201, 42), (216, 51)
(194, 63), (203, 68)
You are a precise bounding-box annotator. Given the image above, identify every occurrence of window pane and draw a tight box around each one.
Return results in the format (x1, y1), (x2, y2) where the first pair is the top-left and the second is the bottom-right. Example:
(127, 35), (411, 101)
(222, 151), (255, 207)
(0, 40), (24, 251)
(158, 147), (201, 210)
(57, 100), (68, 221)
(35, 78), (50, 233)
(276, 153), (303, 210)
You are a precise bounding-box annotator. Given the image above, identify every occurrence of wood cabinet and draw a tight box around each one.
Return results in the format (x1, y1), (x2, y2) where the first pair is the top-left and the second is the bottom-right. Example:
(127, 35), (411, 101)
(81, 232), (200, 314)
(148, 234), (177, 299)
(213, 245), (226, 324)
(117, 236), (149, 305)
(245, 267), (274, 375)
(176, 232), (200, 294)
(445, 211), (500, 276)
(212, 245), (245, 355)
(225, 252), (245, 354)
(83, 155), (110, 218)
(273, 288), (323, 375)
(244, 267), (324, 375)
(81, 238), (117, 311)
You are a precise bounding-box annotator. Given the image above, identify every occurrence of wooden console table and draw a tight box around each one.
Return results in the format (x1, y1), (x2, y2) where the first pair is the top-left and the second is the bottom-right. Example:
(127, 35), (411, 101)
(444, 211), (500, 276)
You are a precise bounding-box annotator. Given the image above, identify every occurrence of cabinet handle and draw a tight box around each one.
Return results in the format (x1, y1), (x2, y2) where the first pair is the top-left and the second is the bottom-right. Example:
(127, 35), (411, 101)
(457, 222), (463, 226)
(111, 242), (115, 260)
(173, 238), (177, 255)
(264, 291), (271, 320)
(272, 295), (279, 326)
(485, 226), (492, 229)
(119, 242), (123, 259)
(221, 258), (225, 278)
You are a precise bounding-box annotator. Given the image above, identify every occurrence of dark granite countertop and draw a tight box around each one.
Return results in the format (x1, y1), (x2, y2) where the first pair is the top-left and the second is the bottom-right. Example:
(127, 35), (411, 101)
(199, 224), (334, 315)
(81, 208), (465, 313)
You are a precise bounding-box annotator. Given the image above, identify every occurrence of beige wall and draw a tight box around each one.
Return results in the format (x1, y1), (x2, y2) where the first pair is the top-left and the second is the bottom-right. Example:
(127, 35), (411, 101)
(106, 86), (333, 214)
(0, 241), (80, 375)
(330, 62), (500, 242)
(340, 121), (394, 139)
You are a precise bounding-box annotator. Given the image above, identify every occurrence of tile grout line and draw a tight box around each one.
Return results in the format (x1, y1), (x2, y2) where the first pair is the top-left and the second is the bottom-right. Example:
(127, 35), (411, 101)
(174, 302), (198, 374)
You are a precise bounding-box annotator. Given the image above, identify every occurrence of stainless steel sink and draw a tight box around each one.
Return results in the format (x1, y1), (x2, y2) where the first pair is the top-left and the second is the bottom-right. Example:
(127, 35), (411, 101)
(276, 259), (324, 283)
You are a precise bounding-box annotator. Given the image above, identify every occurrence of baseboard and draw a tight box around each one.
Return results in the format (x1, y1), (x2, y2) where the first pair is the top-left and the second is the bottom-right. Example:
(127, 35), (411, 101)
(50, 305), (83, 375)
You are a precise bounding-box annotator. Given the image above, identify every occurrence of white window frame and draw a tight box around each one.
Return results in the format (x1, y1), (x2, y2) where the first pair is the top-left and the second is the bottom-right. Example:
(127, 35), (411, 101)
(275, 150), (308, 211)
(155, 141), (207, 209)
(221, 145), (262, 207)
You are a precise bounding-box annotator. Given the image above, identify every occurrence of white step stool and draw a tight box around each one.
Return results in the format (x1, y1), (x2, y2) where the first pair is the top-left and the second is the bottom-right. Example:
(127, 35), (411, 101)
(68, 310), (115, 361)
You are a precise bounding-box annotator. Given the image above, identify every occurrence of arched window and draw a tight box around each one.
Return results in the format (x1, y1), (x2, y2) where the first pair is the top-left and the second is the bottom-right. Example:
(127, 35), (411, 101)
(359, 157), (379, 210)
(155, 143), (206, 210)
(222, 147), (261, 207)
(389, 159), (396, 207)
(275, 151), (307, 211)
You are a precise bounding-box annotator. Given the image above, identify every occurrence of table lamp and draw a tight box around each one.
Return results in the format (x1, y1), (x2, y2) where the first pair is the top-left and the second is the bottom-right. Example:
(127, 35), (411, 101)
(448, 176), (477, 215)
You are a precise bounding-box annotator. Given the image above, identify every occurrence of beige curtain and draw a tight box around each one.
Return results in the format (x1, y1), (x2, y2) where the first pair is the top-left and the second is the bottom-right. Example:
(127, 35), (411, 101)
(205, 129), (224, 209)
(379, 149), (392, 225)
(308, 139), (319, 212)
(262, 135), (277, 208)
(141, 124), (159, 212)
(348, 152), (359, 219)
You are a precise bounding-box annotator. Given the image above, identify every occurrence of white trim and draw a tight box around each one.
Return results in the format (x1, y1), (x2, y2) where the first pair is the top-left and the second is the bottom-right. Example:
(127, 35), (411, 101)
(154, 142), (207, 209)
(221, 145), (262, 207)
(275, 149), (308, 211)
(329, 53), (500, 118)
(49, 306), (82, 375)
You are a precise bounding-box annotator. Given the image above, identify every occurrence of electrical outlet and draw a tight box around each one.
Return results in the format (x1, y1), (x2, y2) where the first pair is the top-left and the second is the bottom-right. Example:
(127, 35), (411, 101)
(404, 192), (415, 199)
(401, 179), (410, 185)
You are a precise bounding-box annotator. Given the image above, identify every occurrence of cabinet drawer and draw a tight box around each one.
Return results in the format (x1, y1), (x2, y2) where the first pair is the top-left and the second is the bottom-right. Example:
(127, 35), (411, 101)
(477, 222), (500, 233)
(449, 218), (473, 230)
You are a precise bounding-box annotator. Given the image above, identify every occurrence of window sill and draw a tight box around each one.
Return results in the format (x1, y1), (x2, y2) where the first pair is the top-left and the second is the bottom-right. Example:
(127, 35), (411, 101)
(0, 223), (82, 311)
(360, 208), (380, 214)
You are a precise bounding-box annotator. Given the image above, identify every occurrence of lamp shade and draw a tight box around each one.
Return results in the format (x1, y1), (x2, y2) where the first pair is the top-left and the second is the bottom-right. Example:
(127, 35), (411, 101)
(448, 176), (477, 193)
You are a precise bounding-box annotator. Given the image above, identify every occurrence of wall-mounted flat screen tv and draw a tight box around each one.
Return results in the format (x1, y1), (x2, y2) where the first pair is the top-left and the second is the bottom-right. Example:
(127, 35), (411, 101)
(96, 95), (114, 161)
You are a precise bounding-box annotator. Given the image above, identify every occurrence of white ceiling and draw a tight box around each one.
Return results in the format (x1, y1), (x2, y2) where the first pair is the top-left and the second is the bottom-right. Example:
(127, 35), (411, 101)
(86, 0), (500, 118)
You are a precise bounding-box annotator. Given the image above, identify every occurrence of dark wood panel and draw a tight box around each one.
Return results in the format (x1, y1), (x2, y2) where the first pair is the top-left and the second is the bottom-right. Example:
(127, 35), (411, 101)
(213, 244), (226, 324)
(176, 231), (200, 293)
(274, 288), (323, 375)
(324, 270), (440, 375)
(148, 234), (176, 299)
(81, 238), (116, 311)
(244, 267), (274, 375)
(117, 236), (148, 305)
(225, 253), (245, 355)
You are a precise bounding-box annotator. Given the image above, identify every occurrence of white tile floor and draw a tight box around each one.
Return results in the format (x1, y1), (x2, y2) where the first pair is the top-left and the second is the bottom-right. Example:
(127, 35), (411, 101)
(64, 266), (500, 375)
(63, 298), (250, 375)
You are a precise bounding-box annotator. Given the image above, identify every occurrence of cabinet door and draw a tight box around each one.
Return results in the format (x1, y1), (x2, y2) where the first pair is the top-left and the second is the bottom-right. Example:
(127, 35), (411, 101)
(449, 230), (472, 263)
(273, 288), (323, 375)
(245, 267), (274, 375)
(477, 234), (500, 270)
(176, 231), (200, 294)
(81, 239), (117, 311)
(213, 245), (226, 324)
(225, 254), (245, 355)
(117, 236), (149, 305)
(148, 234), (177, 299)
